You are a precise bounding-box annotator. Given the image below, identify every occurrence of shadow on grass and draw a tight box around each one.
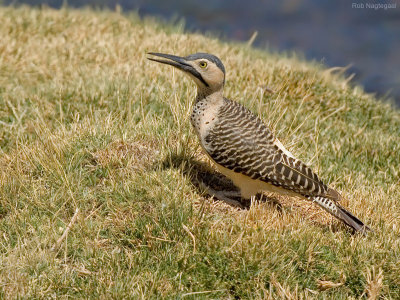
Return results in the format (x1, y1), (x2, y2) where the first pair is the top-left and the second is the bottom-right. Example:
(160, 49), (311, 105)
(158, 150), (282, 211)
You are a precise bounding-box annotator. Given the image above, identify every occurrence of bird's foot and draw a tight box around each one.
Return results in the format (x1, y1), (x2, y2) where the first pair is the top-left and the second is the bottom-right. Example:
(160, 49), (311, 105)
(199, 182), (244, 208)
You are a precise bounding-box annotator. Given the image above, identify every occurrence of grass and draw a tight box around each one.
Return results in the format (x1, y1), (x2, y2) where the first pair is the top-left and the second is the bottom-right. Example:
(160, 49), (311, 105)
(1, 5), (400, 299)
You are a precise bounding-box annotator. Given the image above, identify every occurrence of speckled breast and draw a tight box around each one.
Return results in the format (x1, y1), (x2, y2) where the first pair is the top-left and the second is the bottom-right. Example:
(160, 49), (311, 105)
(190, 98), (221, 150)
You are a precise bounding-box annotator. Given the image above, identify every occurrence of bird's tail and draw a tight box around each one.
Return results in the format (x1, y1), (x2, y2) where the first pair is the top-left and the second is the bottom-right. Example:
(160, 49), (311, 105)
(310, 196), (370, 233)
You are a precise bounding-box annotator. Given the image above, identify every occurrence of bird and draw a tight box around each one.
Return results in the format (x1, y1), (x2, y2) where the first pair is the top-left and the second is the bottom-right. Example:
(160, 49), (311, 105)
(148, 52), (369, 233)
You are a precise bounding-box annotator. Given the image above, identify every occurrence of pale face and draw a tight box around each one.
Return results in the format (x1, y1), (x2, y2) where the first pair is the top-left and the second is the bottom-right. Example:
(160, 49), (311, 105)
(187, 59), (225, 91)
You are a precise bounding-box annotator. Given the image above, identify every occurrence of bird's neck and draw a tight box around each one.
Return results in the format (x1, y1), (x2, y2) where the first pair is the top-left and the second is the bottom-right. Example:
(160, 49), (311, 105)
(195, 87), (224, 103)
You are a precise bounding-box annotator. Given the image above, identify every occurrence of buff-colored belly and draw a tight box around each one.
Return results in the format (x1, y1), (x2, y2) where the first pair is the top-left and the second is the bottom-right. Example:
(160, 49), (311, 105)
(214, 162), (300, 199)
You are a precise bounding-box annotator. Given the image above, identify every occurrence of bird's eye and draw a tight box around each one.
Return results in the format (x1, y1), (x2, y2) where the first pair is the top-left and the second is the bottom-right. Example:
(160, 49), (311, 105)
(199, 61), (207, 68)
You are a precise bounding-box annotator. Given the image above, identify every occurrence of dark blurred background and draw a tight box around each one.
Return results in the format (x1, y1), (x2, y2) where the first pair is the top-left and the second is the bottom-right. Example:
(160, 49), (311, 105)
(4, 0), (400, 106)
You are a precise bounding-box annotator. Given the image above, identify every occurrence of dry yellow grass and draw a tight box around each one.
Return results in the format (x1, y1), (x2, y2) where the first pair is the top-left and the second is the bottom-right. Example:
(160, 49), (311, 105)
(1, 5), (400, 299)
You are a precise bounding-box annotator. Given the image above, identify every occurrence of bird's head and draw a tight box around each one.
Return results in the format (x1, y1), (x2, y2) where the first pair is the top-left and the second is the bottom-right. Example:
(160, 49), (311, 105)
(148, 52), (225, 95)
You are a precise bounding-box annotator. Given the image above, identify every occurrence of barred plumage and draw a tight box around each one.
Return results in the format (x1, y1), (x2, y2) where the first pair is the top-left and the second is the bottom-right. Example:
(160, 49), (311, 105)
(148, 51), (369, 233)
(203, 98), (330, 199)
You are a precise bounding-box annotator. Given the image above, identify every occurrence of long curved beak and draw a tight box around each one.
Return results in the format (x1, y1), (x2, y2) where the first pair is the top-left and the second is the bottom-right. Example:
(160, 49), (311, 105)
(147, 52), (208, 87)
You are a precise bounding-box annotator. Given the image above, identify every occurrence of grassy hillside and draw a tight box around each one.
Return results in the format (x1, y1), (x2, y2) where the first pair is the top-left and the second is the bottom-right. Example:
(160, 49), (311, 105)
(1, 6), (400, 299)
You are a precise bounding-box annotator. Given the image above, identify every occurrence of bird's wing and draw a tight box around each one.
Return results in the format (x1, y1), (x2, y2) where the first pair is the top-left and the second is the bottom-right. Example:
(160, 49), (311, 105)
(204, 98), (339, 200)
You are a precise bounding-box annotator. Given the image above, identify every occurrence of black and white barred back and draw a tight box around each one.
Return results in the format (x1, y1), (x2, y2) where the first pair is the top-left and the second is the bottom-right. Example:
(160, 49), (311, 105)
(204, 98), (331, 198)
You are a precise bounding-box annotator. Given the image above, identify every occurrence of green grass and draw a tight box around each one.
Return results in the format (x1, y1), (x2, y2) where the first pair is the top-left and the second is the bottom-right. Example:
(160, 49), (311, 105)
(1, 6), (400, 299)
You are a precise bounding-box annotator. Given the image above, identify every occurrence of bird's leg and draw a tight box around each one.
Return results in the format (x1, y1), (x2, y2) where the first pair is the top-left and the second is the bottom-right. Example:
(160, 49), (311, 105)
(244, 193), (282, 211)
(218, 190), (242, 198)
(198, 182), (244, 208)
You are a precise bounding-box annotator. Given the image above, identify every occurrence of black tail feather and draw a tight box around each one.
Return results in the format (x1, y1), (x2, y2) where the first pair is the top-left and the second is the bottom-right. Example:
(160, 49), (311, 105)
(311, 196), (370, 234)
(335, 204), (371, 233)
